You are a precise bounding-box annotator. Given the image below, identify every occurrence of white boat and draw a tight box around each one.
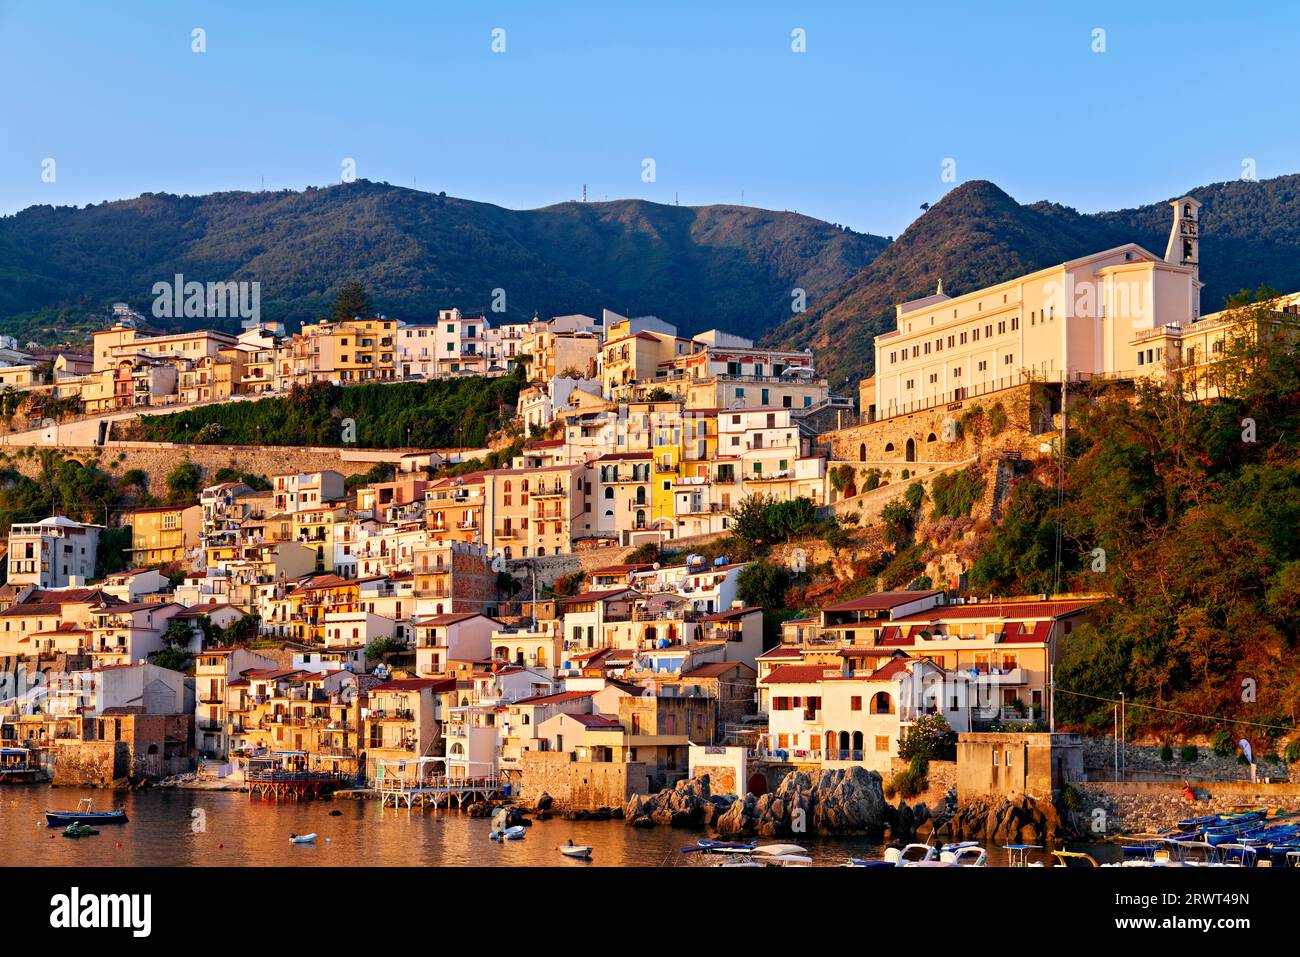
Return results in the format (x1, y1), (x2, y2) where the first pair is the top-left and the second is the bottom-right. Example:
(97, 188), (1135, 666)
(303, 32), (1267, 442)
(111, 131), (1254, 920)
(939, 843), (989, 867)
(490, 825), (526, 841)
(289, 833), (317, 844)
(753, 843), (808, 857)
(559, 843), (592, 859)
(885, 843), (939, 866)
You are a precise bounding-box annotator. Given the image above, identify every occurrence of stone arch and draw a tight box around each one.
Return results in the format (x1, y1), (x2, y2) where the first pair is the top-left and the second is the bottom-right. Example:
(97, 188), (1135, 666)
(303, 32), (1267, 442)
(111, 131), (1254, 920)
(905, 438), (916, 462)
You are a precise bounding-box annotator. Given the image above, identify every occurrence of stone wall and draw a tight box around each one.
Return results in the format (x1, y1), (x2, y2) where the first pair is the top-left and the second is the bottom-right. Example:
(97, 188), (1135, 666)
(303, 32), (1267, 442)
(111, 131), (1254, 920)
(824, 382), (1048, 467)
(1, 443), (400, 488)
(1082, 735), (1294, 783)
(1080, 781), (1300, 836)
(52, 739), (126, 787)
(518, 752), (650, 810)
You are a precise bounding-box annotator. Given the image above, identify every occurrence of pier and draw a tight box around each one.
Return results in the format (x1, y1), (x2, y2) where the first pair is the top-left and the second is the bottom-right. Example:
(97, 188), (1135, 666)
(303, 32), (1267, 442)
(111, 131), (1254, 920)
(246, 753), (353, 801)
(375, 757), (505, 809)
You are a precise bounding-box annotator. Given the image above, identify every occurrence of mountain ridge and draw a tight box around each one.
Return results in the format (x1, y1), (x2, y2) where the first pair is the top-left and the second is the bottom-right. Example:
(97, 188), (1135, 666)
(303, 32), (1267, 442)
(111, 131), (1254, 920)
(0, 180), (887, 344)
(765, 174), (1300, 388)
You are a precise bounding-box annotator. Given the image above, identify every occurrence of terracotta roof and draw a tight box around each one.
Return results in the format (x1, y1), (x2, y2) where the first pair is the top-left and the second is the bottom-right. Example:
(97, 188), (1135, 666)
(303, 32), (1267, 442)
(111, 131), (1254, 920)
(760, 664), (846, 684)
(757, 646), (801, 659)
(412, 612), (499, 627)
(890, 598), (1100, 623)
(822, 590), (943, 613)
(564, 713), (623, 728)
(559, 588), (636, 604)
(511, 689), (594, 706)
(698, 606), (761, 622)
(590, 563), (655, 576)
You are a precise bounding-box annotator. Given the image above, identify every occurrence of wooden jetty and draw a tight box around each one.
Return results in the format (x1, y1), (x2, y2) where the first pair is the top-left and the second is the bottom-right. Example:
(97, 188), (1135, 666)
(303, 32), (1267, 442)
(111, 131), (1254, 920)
(375, 757), (504, 809)
(246, 753), (352, 801)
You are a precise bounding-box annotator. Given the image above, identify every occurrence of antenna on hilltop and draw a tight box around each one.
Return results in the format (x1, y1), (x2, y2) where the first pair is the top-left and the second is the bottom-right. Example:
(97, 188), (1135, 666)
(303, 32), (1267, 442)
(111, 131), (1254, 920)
(582, 184), (587, 203)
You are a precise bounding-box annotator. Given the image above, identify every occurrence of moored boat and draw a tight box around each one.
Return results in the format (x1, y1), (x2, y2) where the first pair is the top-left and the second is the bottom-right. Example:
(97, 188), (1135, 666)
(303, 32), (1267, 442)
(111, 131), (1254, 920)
(45, 798), (127, 827)
(559, 842), (592, 859)
(0, 747), (39, 783)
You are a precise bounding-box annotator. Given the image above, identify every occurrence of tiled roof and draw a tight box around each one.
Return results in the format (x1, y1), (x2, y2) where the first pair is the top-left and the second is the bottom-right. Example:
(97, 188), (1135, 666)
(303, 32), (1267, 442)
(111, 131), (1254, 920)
(822, 590), (943, 613)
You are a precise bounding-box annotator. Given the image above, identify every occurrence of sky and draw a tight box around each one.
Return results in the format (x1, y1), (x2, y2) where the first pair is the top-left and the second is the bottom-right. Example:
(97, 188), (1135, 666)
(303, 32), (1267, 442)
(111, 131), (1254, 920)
(1, 0), (1297, 238)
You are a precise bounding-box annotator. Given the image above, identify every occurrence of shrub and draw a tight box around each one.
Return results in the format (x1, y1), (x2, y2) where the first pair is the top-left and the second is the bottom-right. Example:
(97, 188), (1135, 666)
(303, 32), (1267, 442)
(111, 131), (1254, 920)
(1159, 744), (1174, 763)
(365, 636), (408, 661)
(897, 713), (957, 762)
(1212, 728), (1234, 757)
(1180, 744), (1199, 763)
(1058, 782), (1082, 811)
(988, 402), (1008, 435)
(929, 466), (985, 519)
(1285, 740), (1300, 764)
(888, 756), (929, 799)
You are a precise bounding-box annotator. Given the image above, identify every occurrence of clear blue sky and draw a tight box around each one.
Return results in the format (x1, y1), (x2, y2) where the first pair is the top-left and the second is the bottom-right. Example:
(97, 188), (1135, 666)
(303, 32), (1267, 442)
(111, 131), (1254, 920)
(1, 0), (1295, 237)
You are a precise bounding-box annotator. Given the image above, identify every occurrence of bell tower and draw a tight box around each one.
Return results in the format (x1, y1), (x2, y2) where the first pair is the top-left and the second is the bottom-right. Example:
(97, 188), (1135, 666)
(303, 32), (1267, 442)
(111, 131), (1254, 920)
(1165, 196), (1203, 318)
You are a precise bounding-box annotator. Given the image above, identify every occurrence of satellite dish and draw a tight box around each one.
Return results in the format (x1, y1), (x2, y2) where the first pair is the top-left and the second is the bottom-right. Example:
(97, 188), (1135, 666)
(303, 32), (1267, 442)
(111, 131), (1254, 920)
(652, 562), (661, 570)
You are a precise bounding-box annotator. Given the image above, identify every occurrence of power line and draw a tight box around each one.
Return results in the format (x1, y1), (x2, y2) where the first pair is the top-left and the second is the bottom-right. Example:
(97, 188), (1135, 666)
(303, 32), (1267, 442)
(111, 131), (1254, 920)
(1054, 687), (1297, 735)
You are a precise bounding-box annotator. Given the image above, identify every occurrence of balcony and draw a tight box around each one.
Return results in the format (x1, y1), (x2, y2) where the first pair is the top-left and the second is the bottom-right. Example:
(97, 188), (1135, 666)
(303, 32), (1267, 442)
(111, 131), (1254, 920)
(369, 708), (414, 721)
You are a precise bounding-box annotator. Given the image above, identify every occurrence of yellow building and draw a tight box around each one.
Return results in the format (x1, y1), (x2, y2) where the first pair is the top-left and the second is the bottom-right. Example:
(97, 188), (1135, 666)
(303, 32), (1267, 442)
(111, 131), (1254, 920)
(124, 504), (203, 567)
(292, 317), (398, 385)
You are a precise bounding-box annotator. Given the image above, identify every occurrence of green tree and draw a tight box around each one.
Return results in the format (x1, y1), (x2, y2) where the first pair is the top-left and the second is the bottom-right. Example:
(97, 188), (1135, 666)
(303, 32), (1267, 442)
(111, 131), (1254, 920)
(165, 457), (203, 504)
(729, 495), (772, 548)
(736, 560), (790, 611)
(898, 714), (958, 761)
(329, 280), (372, 322)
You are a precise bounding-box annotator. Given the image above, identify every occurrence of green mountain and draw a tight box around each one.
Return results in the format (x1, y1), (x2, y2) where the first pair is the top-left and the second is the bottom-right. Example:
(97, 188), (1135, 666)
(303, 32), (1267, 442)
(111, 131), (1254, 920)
(766, 174), (1300, 390)
(0, 180), (887, 343)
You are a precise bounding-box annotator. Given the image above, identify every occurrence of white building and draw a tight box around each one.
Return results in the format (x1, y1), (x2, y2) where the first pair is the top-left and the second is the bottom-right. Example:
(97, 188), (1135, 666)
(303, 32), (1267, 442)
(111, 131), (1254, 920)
(6, 517), (101, 589)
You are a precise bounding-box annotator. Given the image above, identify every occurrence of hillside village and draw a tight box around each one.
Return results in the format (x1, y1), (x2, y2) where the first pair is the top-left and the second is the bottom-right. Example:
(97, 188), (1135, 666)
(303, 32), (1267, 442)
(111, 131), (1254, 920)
(0, 194), (1297, 831)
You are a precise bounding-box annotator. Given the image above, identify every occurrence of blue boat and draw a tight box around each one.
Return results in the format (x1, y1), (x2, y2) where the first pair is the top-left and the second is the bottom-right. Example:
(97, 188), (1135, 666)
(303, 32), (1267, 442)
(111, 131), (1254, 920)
(45, 798), (128, 828)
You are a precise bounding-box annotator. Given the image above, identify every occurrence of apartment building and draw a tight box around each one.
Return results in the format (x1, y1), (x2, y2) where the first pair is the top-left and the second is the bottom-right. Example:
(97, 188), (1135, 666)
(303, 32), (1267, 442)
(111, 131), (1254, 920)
(125, 504), (203, 567)
(6, 516), (101, 588)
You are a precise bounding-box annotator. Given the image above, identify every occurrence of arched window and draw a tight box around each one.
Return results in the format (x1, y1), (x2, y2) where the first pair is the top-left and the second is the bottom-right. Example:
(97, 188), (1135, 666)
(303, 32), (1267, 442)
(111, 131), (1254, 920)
(884, 442), (895, 453)
(926, 433), (937, 443)
(871, 691), (894, 714)
(604, 487), (614, 500)
(859, 443), (866, 462)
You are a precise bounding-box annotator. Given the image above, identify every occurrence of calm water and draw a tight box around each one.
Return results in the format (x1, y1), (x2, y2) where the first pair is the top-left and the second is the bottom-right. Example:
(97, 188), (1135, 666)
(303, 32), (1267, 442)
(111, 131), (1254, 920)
(0, 785), (1118, 867)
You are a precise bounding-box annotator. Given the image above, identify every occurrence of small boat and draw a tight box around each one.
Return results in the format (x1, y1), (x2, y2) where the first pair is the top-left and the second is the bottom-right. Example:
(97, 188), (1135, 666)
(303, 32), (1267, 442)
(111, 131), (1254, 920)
(940, 844), (989, 867)
(680, 839), (756, 854)
(61, 823), (99, 839)
(1003, 844), (1045, 867)
(289, 833), (317, 844)
(844, 858), (896, 868)
(46, 798), (128, 827)
(1052, 850), (1099, 867)
(753, 843), (808, 857)
(490, 825), (526, 841)
(761, 853), (813, 866)
(559, 843), (593, 859)
(0, 747), (39, 783)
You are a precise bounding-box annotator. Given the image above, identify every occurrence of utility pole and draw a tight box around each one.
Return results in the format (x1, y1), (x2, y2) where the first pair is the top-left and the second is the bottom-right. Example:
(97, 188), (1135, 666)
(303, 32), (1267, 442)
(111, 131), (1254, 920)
(1120, 692), (1126, 780)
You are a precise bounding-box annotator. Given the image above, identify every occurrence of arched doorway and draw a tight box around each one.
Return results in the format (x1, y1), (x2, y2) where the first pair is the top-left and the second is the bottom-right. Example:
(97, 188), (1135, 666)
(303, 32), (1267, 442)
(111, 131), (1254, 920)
(747, 772), (768, 797)
(859, 443), (867, 462)
(905, 438), (916, 462)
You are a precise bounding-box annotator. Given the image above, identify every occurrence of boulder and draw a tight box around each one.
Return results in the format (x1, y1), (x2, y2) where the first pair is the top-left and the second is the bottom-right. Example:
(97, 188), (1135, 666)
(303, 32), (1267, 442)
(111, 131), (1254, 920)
(623, 775), (715, 828)
(713, 767), (888, 837)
